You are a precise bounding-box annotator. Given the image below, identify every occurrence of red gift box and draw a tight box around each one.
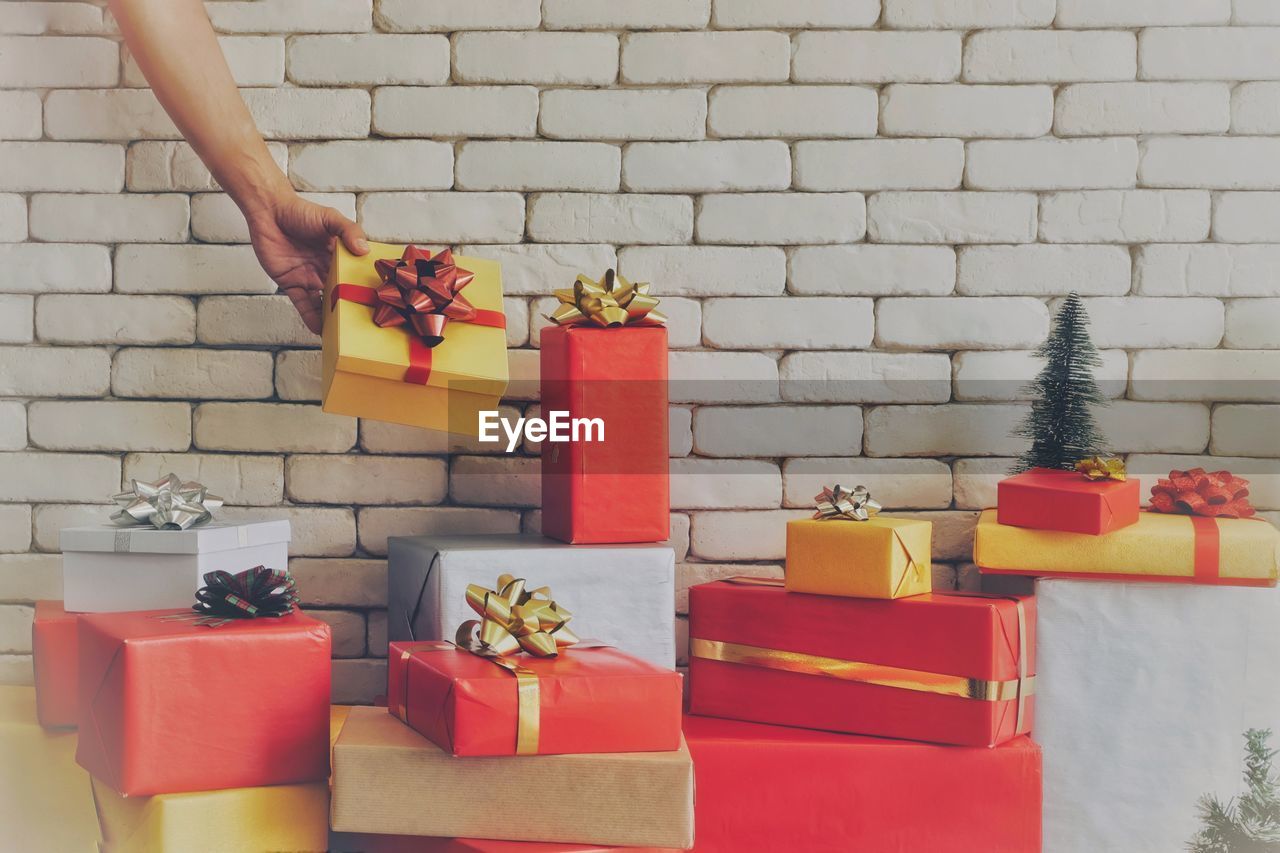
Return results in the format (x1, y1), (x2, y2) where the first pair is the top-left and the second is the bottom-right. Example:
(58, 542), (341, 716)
(76, 609), (331, 796)
(388, 640), (682, 756)
(688, 579), (1035, 747)
(997, 467), (1140, 535)
(32, 601), (79, 729)
(540, 325), (669, 544)
(684, 715), (1042, 853)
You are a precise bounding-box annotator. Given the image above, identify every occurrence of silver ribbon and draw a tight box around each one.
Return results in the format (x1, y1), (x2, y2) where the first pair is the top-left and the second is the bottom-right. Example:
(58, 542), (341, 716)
(813, 484), (882, 522)
(110, 473), (224, 531)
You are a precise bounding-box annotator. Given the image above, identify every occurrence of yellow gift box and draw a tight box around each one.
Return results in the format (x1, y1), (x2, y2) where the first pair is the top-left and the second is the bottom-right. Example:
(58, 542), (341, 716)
(785, 517), (932, 599)
(322, 241), (509, 436)
(0, 686), (100, 853)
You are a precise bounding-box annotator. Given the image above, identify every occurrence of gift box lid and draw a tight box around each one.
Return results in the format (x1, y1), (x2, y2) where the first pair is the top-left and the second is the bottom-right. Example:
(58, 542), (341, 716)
(59, 519), (291, 555)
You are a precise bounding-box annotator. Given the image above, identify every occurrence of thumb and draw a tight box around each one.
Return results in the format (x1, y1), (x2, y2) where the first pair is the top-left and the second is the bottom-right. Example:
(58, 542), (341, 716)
(321, 206), (369, 255)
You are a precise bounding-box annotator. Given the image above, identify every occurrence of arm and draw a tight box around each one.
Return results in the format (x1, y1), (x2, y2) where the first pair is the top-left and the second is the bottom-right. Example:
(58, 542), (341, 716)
(109, 0), (368, 332)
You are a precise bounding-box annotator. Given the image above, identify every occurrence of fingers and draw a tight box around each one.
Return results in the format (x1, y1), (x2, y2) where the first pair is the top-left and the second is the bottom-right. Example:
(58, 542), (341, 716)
(281, 285), (324, 335)
(320, 206), (370, 256)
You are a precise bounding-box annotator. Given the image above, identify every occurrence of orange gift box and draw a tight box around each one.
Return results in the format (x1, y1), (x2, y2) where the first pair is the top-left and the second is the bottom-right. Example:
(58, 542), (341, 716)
(540, 325), (669, 544)
(33, 600), (79, 729)
(388, 640), (682, 756)
(998, 467), (1140, 535)
(77, 609), (332, 797)
(688, 579), (1035, 747)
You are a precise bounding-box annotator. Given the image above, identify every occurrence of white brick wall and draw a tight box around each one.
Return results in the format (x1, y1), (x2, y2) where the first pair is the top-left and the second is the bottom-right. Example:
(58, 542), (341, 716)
(2, 4), (1276, 700)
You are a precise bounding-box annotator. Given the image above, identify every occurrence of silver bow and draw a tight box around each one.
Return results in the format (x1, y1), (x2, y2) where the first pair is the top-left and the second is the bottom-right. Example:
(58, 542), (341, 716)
(813, 484), (881, 521)
(111, 474), (223, 531)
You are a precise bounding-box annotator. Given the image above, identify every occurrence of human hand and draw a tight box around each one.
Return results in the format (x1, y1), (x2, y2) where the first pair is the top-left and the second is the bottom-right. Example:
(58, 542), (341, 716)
(242, 191), (370, 333)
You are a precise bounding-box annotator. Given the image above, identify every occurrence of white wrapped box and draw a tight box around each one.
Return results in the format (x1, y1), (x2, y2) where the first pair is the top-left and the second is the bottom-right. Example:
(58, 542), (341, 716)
(388, 534), (676, 669)
(60, 521), (291, 613)
(1038, 578), (1280, 853)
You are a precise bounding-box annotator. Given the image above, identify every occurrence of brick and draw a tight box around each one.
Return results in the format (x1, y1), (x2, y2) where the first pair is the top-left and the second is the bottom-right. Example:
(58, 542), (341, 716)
(359, 404), (525, 455)
(125, 36), (284, 87)
(619, 246), (784, 297)
(191, 191), (355, 244)
(868, 192), (1037, 244)
(240, 89), (370, 140)
(689, 510), (802, 561)
(693, 406), (863, 458)
(306, 609), (365, 658)
(1141, 27), (1280, 81)
(126, 141), (288, 192)
(115, 244), (276, 295)
(456, 32), (617, 85)
(527, 193), (691, 244)
(0, 194), (23, 242)
(668, 459), (781, 510)
(0, 244), (111, 295)
(622, 32), (788, 84)
(1137, 245), (1280, 297)
(290, 559), (386, 608)
(780, 352), (952, 404)
(1096, 402), (1211, 454)
(374, 86), (539, 138)
(0, 347), (109, 397)
(36, 294), (194, 345)
(789, 246), (956, 296)
(0, 605), (34, 654)
(1056, 83), (1230, 136)
(794, 31), (958, 85)
(376, 0), (540, 31)
(0, 402), (24, 451)
(953, 349), (1129, 402)
(448, 456), (539, 508)
(0, 295), (31, 344)
(0, 92), (41, 140)
(275, 350), (323, 401)
(709, 86), (877, 139)
(966, 139), (1137, 191)
(0, 506), (29, 553)
(623, 141), (788, 193)
(884, 0), (1055, 28)
(964, 31), (1136, 83)
(794, 140), (962, 192)
(877, 297), (1049, 350)
(331, 659), (385, 705)
(193, 403), (356, 453)
(456, 142), (620, 192)
(367, 611), (388, 656)
(28, 193), (189, 243)
(704, 297), (873, 350)
(28, 401), (190, 452)
(1039, 191), (1210, 243)
(540, 89), (707, 141)
(289, 34), (447, 86)
(459, 244), (616, 296)
(0, 655), (32, 686)
(356, 507), (521, 556)
(0, 142), (123, 191)
(1211, 405), (1280, 456)
(361, 192), (525, 243)
(1130, 454), (1280, 511)
(0, 3), (104, 36)
(865, 404), (1028, 457)
(714, 0), (876, 25)
(0, 36), (117, 87)
(123, 453), (284, 506)
(1076, 297), (1225, 349)
(957, 245), (1131, 296)
(0, 554), (59, 600)
(1058, 0), (1229, 26)
(113, 348), (275, 400)
(1131, 350), (1280, 403)
(668, 351), (780, 404)
(290, 141), (452, 192)
(1232, 83), (1280, 134)
(287, 455), (447, 505)
(1144, 138), (1280, 190)
(197, 295), (315, 347)
(1236, 0), (1280, 24)
(206, 0), (370, 33)
(882, 84), (1053, 138)
(1226, 299), (1280, 349)
(1214, 193), (1280, 243)
(698, 193), (865, 245)
(32, 504), (108, 551)
(952, 458), (1013, 510)
(0, 452), (119, 502)
(220, 505), (355, 558)
(544, 0), (709, 29)
(781, 458), (952, 510)
(44, 89), (178, 140)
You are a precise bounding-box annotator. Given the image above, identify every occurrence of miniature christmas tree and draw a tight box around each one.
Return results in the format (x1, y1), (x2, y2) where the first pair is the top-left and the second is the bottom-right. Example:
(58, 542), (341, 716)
(1189, 729), (1280, 852)
(1012, 292), (1108, 473)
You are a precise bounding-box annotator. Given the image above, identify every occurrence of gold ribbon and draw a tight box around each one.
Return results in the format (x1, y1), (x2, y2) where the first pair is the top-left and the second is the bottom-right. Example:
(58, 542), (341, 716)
(813, 484), (881, 521)
(1075, 456), (1127, 482)
(547, 269), (667, 327)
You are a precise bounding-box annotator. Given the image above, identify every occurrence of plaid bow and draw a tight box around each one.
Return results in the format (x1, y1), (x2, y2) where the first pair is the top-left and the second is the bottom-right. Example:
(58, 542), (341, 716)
(190, 566), (299, 628)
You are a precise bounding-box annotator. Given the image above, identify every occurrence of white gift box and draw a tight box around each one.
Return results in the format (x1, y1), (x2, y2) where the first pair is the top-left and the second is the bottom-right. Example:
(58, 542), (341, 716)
(388, 534), (676, 669)
(60, 521), (291, 613)
(1037, 578), (1280, 853)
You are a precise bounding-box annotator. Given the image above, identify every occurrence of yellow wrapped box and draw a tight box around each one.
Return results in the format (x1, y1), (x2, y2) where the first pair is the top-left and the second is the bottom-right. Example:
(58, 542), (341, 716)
(974, 509), (1280, 587)
(322, 242), (508, 436)
(785, 517), (932, 599)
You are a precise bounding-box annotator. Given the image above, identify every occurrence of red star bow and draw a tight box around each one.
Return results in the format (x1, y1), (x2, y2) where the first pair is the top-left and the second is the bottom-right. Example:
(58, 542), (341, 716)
(1149, 468), (1255, 519)
(370, 246), (477, 347)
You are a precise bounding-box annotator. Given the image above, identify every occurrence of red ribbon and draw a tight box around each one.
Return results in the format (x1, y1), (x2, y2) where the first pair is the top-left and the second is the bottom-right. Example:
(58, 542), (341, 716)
(1149, 468), (1255, 519)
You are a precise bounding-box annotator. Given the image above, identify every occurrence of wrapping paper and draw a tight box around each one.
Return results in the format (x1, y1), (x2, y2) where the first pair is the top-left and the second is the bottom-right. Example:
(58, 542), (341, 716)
(0, 686), (101, 853)
(76, 609), (331, 796)
(388, 640), (682, 756)
(688, 579), (1035, 747)
(388, 534), (675, 668)
(322, 241), (508, 436)
(330, 707), (694, 848)
(330, 835), (674, 852)
(1036, 579), (1280, 853)
(540, 325), (669, 544)
(997, 467), (1140, 535)
(59, 520), (290, 613)
(975, 509), (1280, 586)
(33, 600), (79, 728)
(785, 517), (931, 599)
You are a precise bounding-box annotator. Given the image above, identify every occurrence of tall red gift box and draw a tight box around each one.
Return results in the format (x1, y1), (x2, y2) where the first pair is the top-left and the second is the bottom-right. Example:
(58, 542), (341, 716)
(32, 601), (79, 729)
(540, 325), (669, 544)
(998, 467), (1140, 535)
(688, 579), (1035, 747)
(77, 609), (331, 796)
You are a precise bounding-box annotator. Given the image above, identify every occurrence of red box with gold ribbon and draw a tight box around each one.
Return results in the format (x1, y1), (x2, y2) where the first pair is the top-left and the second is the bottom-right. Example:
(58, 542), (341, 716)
(687, 578), (1035, 747)
(322, 242), (509, 436)
(997, 463), (1140, 535)
(32, 601), (79, 729)
(540, 270), (669, 545)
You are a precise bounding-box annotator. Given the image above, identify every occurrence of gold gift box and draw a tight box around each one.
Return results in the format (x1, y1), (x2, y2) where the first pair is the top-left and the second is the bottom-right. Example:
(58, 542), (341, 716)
(321, 242), (509, 436)
(785, 517), (932, 599)
(330, 707), (695, 849)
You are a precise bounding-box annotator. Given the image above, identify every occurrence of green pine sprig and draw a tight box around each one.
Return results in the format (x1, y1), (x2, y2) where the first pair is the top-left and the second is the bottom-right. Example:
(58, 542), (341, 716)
(1189, 729), (1280, 853)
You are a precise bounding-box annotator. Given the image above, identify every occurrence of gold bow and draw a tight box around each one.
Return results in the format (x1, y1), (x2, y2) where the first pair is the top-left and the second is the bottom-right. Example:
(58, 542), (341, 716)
(813, 484), (881, 521)
(455, 573), (580, 658)
(1075, 456), (1127, 482)
(547, 269), (667, 328)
